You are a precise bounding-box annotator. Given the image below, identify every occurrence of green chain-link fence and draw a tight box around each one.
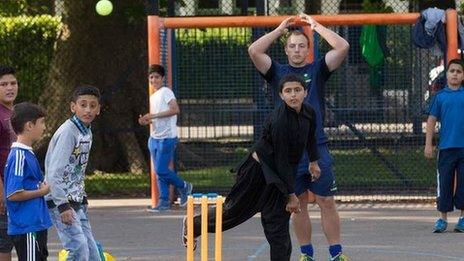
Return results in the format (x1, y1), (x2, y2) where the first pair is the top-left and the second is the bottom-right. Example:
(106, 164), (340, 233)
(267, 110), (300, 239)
(0, 0), (460, 200)
(165, 0), (450, 201)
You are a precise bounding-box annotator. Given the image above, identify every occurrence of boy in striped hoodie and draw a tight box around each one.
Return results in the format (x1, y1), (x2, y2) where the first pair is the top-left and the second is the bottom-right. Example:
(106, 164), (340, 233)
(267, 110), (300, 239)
(45, 86), (101, 260)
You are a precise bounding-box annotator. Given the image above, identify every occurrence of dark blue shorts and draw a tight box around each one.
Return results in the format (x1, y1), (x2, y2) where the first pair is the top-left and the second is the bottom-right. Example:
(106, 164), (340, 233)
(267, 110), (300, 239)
(294, 144), (337, 197)
(0, 214), (13, 253)
(436, 148), (464, 213)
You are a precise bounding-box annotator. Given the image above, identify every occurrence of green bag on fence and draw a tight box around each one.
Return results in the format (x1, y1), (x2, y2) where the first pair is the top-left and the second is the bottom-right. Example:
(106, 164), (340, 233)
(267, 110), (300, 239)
(360, 25), (384, 67)
(360, 25), (385, 88)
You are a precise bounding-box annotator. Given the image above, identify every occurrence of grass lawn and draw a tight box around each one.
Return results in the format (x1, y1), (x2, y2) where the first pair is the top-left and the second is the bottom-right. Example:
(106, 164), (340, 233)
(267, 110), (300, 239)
(85, 172), (150, 197)
(85, 148), (436, 196)
(334, 148), (435, 189)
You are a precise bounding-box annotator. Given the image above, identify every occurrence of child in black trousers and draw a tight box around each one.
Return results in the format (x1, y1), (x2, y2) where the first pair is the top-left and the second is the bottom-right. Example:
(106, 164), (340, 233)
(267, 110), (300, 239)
(182, 74), (321, 261)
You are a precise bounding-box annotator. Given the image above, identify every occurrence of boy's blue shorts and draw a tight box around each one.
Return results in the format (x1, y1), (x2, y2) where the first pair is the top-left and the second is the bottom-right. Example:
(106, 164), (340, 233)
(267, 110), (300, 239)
(436, 148), (464, 212)
(294, 144), (337, 197)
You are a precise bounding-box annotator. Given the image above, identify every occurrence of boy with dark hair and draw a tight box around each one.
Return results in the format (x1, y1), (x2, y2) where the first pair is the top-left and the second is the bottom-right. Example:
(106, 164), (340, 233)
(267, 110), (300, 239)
(45, 85), (102, 260)
(139, 64), (192, 212)
(425, 59), (464, 233)
(0, 65), (18, 260)
(182, 74), (320, 261)
(4, 102), (51, 261)
(148, 64), (165, 77)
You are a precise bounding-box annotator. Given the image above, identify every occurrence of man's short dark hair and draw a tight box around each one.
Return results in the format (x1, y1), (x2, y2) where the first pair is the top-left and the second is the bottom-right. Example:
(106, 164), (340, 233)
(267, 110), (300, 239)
(278, 74), (307, 92)
(0, 66), (15, 79)
(447, 59), (464, 71)
(72, 85), (101, 103)
(11, 102), (45, 134)
(148, 64), (165, 77)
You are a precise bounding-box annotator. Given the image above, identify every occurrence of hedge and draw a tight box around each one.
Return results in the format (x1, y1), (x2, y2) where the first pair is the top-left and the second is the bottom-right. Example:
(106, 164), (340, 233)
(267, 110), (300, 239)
(0, 15), (61, 103)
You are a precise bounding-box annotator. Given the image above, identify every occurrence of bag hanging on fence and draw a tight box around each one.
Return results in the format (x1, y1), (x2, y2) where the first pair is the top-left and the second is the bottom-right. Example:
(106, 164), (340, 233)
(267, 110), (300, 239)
(360, 25), (385, 88)
(360, 25), (384, 68)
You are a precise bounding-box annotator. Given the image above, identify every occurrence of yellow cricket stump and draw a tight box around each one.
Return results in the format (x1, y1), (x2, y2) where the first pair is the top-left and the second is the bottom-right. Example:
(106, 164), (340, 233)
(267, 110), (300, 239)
(187, 196), (194, 261)
(215, 196), (223, 260)
(186, 194), (223, 261)
(201, 196), (208, 261)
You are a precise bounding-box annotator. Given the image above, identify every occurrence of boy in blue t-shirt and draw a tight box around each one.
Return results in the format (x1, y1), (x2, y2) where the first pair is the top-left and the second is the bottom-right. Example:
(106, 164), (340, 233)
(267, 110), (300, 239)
(4, 102), (51, 260)
(425, 59), (464, 233)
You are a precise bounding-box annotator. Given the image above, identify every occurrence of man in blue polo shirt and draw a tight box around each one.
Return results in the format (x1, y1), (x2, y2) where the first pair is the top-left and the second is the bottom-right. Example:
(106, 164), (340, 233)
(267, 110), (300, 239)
(248, 14), (349, 261)
(425, 59), (464, 233)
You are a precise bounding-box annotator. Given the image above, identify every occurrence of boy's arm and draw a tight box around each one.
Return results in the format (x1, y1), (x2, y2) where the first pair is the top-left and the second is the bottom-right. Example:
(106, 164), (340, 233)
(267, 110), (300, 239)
(0, 123), (6, 214)
(149, 99), (180, 119)
(306, 110), (321, 181)
(0, 180), (5, 215)
(424, 116), (437, 159)
(8, 183), (50, 201)
(4, 152), (47, 203)
(248, 16), (295, 75)
(139, 92), (180, 125)
(46, 131), (75, 212)
(299, 13), (349, 72)
(306, 109), (319, 162)
(286, 193), (300, 213)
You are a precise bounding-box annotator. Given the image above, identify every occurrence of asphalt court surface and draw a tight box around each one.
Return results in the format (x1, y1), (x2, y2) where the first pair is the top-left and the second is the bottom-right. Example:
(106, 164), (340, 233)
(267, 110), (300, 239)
(33, 200), (464, 261)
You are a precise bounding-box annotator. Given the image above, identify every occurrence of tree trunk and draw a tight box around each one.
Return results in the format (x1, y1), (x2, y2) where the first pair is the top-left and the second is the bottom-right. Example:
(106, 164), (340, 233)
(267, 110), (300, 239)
(38, 0), (150, 174)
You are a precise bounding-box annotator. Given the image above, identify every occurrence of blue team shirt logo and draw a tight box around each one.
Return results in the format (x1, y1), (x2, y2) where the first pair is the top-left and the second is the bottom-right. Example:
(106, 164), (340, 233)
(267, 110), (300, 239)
(303, 73), (312, 84)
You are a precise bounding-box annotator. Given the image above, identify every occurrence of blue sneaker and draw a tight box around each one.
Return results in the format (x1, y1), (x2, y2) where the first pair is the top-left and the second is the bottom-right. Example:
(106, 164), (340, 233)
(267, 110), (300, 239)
(454, 217), (464, 232)
(433, 218), (447, 233)
(179, 182), (193, 207)
(147, 200), (170, 213)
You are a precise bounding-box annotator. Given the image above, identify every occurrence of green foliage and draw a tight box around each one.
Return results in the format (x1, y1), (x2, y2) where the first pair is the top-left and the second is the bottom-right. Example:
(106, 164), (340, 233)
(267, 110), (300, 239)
(181, 166), (235, 188)
(362, 0), (393, 13)
(86, 173), (150, 197)
(176, 28), (251, 45)
(0, 0), (26, 15)
(334, 148), (435, 188)
(0, 0), (52, 16)
(159, 0), (185, 7)
(123, 3), (147, 25)
(85, 168), (235, 197)
(0, 15), (61, 103)
(84, 148), (435, 196)
(383, 25), (413, 90)
(175, 28), (255, 99)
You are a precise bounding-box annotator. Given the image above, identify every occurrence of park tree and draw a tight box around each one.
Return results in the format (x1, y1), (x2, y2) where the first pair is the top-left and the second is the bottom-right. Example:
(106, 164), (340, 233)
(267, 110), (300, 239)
(39, 1), (150, 174)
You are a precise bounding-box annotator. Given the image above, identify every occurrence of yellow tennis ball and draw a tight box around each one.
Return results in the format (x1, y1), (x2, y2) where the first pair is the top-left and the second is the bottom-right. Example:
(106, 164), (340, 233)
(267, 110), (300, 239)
(59, 249), (115, 261)
(58, 249), (68, 261)
(104, 252), (116, 261)
(96, 0), (113, 16)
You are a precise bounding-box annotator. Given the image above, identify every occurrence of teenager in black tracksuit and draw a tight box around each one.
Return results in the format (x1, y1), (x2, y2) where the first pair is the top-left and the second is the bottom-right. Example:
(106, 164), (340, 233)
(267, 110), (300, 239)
(183, 74), (321, 261)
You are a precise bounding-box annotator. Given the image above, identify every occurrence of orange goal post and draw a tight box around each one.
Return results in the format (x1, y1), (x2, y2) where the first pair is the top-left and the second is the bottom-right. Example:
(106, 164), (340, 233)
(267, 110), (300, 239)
(146, 10), (459, 207)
